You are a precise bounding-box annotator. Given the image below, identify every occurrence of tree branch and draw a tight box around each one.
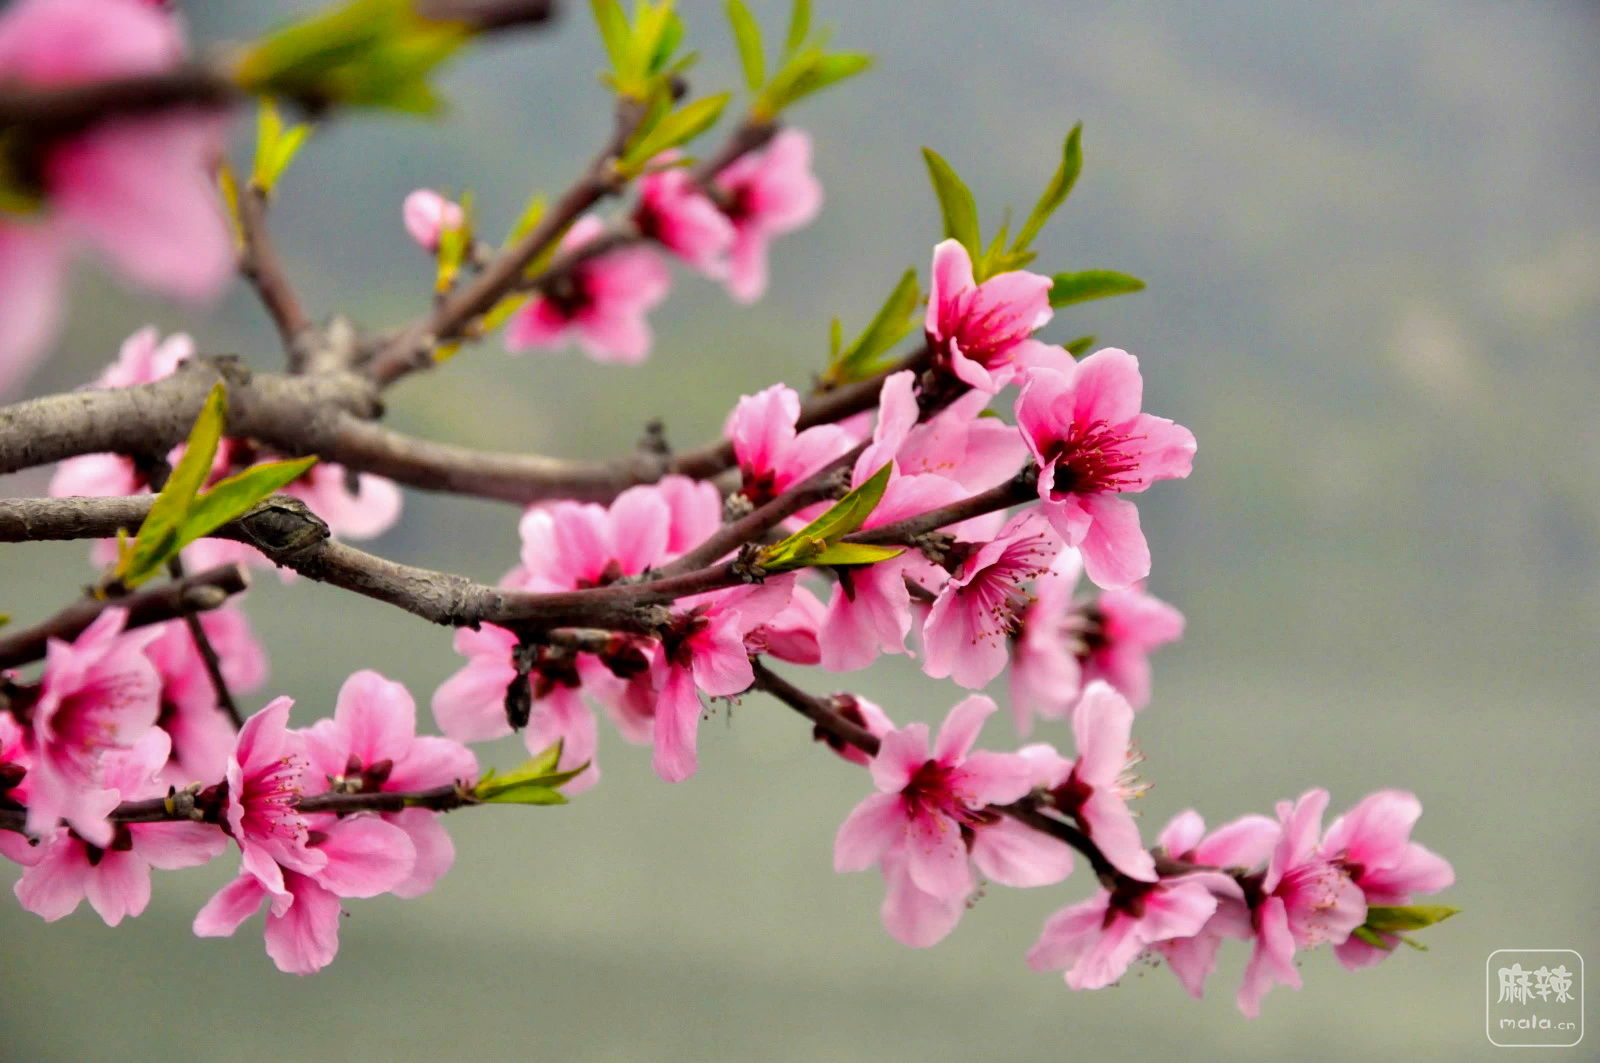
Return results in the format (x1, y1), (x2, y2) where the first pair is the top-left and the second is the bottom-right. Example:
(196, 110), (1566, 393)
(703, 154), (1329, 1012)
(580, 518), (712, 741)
(0, 495), (744, 634)
(236, 181), (314, 364)
(0, 564), (250, 670)
(0, 65), (235, 140)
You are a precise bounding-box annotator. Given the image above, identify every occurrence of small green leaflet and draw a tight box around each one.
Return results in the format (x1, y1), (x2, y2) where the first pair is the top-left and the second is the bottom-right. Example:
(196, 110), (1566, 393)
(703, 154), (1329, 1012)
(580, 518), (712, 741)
(473, 740), (588, 805)
(921, 148), (981, 259)
(1048, 270), (1146, 308)
(742, 0), (869, 120)
(114, 383), (316, 589)
(252, 98), (311, 194)
(757, 463), (895, 572)
(822, 267), (919, 387)
(1350, 904), (1460, 951)
(726, 0), (765, 93)
(1012, 123), (1082, 253)
(1063, 334), (1096, 358)
(619, 93), (732, 174)
(590, 0), (684, 101)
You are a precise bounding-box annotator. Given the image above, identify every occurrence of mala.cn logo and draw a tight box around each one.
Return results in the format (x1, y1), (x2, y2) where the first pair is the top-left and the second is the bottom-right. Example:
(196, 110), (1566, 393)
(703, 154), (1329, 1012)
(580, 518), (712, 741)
(1486, 949), (1583, 1048)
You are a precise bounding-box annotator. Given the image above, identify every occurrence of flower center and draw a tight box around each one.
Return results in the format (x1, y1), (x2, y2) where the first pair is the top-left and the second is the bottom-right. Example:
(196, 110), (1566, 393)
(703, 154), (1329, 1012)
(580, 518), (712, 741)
(1047, 420), (1143, 495)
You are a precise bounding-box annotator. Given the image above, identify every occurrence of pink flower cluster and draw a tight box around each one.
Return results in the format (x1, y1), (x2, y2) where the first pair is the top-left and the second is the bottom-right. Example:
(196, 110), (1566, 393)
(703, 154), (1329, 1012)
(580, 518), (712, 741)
(49, 327), (405, 571)
(0, 0), (232, 394)
(404, 130), (822, 365)
(1, 610), (475, 974)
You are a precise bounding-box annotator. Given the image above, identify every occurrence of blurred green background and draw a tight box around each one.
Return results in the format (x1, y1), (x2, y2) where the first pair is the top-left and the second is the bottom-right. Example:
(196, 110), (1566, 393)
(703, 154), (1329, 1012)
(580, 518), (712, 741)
(2, 1), (1596, 1059)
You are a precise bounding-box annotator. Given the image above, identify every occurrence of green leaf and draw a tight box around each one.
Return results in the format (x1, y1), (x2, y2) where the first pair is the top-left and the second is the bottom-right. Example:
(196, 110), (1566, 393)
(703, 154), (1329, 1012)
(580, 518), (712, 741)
(1014, 123), (1082, 252)
(758, 463), (893, 572)
(782, 0), (811, 60)
(921, 148), (981, 258)
(252, 98), (311, 194)
(726, 0), (765, 93)
(116, 382), (228, 587)
(235, 0), (472, 114)
(1350, 925), (1393, 950)
(811, 542), (904, 566)
(1048, 269), (1146, 308)
(620, 93), (732, 173)
(505, 191), (547, 244)
(174, 457), (318, 558)
(1362, 905), (1460, 934)
(472, 744), (589, 805)
(591, 0), (632, 74)
(823, 268), (919, 387)
(1063, 334), (1096, 358)
(758, 47), (869, 119)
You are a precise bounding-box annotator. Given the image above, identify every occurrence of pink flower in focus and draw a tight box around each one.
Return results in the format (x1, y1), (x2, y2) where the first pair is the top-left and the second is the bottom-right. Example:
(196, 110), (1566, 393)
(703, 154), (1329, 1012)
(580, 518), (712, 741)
(635, 162), (734, 273)
(1236, 789), (1367, 1018)
(1015, 351), (1196, 588)
(924, 239), (1055, 393)
(303, 670), (476, 897)
(1027, 874), (1220, 991)
(220, 697), (326, 898)
(834, 695), (1073, 947)
(512, 483), (676, 593)
(713, 129), (822, 303)
(402, 188), (463, 252)
(27, 608), (161, 846)
(281, 461), (404, 542)
(1320, 790), (1454, 970)
(506, 214), (671, 364)
(145, 605), (267, 785)
(1032, 681), (1158, 882)
(922, 511), (1062, 690)
(194, 812), (415, 975)
(649, 579), (794, 782)
(1151, 809), (1280, 999)
(1079, 582), (1184, 711)
(15, 729), (224, 925)
(726, 383), (855, 504)
(0, 0), (230, 380)
(855, 370), (1028, 497)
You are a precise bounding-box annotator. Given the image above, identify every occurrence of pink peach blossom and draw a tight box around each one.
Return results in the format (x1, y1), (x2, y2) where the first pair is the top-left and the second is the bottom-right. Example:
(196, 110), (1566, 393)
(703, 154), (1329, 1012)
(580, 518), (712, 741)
(221, 697), (326, 899)
(635, 163), (734, 273)
(834, 695), (1072, 947)
(1236, 789), (1367, 1018)
(1028, 873), (1221, 991)
(745, 583), (828, 666)
(1152, 809), (1279, 999)
(726, 383), (855, 504)
(15, 729), (224, 925)
(1015, 352), (1196, 588)
(303, 670), (476, 897)
(0, 715), (42, 867)
(922, 511), (1062, 690)
(713, 129), (821, 302)
(27, 608), (161, 846)
(506, 214), (671, 364)
(194, 813), (415, 974)
(0, 0), (230, 380)
(281, 461), (403, 542)
(1031, 681), (1158, 882)
(1080, 583), (1184, 711)
(401, 188), (463, 251)
(649, 579), (794, 781)
(1320, 790), (1454, 969)
(924, 239), (1055, 393)
(1006, 552), (1084, 734)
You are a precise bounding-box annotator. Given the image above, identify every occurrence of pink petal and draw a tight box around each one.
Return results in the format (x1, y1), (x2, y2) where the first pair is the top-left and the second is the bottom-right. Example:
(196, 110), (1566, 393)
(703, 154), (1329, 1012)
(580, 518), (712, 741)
(1236, 897), (1300, 1018)
(51, 114), (232, 301)
(869, 722), (929, 794)
(932, 694), (997, 764)
(1157, 809), (1207, 858)
(1069, 348), (1143, 428)
(331, 669), (416, 766)
(1320, 789), (1421, 872)
(1071, 681), (1134, 786)
(955, 751), (1035, 807)
(1080, 790), (1157, 882)
(82, 847), (150, 926)
(607, 486), (672, 575)
(0, 223), (65, 391)
(1027, 892), (1108, 973)
(1265, 789), (1329, 893)
(903, 810), (971, 898)
(263, 872), (343, 975)
(505, 297), (572, 351)
(879, 851), (966, 948)
(969, 815), (1074, 887)
(1193, 814), (1280, 871)
(926, 239), (975, 336)
(575, 304), (654, 364)
(1066, 912), (1146, 990)
(193, 872), (267, 938)
(388, 807), (455, 899)
(650, 665), (702, 783)
(311, 816), (415, 899)
(1160, 932), (1225, 999)
(134, 820), (227, 870)
(833, 792), (907, 872)
(1076, 494), (1150, 589)
(1357, 842), (1455, 903)
(13, 834), (90, 921)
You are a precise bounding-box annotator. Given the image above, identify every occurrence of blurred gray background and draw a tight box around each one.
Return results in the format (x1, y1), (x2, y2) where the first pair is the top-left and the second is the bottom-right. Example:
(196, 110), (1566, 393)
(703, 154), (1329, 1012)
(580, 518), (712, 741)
(1, 1), (1596, 1060)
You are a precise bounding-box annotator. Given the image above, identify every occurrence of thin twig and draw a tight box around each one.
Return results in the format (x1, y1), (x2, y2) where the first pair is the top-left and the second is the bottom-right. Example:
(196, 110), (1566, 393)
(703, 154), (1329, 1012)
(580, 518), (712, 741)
(166, 557), (244, 730)
(237, 182), (314, 364)
(0, 564), (250, 670)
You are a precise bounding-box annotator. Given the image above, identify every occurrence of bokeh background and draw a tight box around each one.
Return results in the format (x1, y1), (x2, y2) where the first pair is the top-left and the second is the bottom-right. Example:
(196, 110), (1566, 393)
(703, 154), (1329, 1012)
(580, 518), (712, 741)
(2, 1), (1597, 1059)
